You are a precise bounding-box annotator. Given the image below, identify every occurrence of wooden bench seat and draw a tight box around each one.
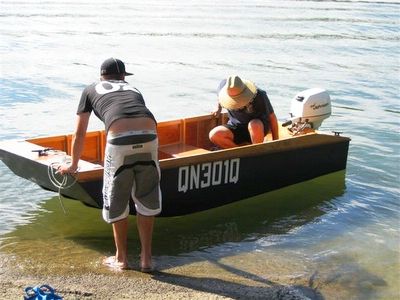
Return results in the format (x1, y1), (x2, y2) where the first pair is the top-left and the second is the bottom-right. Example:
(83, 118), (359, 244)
(159, 144), (210, 158)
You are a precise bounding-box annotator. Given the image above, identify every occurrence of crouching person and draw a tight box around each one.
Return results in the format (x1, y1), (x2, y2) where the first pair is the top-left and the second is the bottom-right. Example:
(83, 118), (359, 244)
(209, 75), (279, 149)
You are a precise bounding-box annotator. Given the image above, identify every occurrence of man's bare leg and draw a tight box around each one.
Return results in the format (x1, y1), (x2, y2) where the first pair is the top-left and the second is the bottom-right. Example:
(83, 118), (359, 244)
(209, 126), (237, 149)
(137, 214), (154, 270)
(111, 217), (129, 267)
(248, 119), (265, 144)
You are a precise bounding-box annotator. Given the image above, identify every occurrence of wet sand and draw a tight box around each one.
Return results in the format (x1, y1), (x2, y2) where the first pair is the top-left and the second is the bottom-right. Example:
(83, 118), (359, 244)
(0, 253), (323, 300)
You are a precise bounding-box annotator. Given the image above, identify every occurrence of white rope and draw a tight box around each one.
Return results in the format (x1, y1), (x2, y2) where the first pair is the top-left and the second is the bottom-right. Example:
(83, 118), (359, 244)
(47, 159), (78, 214)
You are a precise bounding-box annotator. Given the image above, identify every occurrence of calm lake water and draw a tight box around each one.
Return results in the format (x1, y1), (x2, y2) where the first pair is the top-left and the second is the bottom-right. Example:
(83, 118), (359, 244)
(0, 1), (399, 299)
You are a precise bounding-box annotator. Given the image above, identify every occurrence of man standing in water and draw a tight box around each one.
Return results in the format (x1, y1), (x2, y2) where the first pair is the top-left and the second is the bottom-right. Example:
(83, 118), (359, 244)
(59, 58), (161, 272)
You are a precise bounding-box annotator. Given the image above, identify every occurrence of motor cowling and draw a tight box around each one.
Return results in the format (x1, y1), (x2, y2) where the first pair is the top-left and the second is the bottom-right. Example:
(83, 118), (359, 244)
(286, 88), (331, 130)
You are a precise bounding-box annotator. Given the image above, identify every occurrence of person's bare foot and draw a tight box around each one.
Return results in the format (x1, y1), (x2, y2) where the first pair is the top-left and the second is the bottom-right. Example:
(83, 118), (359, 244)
(140, 265), (154, 273)
(140, 256), (153, 273)
(102, 256), (129, 271)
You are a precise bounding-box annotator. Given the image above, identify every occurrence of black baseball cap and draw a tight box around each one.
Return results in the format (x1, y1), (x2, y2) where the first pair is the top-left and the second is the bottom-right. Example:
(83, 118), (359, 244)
(100, 58), (133, 76)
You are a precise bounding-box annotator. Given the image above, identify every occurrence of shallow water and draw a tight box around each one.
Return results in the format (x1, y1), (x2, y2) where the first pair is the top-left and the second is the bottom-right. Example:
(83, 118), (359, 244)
(0, 1), (399, 299)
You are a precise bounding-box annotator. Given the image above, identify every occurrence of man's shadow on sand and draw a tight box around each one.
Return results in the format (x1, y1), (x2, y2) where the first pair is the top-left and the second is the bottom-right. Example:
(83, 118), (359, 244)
(151, 260), (324, 300)
(148, 252), (386, 300)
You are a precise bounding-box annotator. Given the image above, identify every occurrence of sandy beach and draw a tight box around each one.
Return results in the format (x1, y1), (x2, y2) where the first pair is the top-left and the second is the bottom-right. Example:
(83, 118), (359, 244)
(0, 252), (324, 300)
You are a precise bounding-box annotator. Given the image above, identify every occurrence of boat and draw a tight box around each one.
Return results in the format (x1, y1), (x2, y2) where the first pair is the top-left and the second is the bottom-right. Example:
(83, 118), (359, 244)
(0, 88), (350, 217)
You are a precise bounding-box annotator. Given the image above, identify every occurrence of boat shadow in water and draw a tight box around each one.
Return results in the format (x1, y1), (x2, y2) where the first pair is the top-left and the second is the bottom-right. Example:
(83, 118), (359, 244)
(1, 171), (345, 257)
(0, 172), (348, 299)
(154, 170), (346, 255)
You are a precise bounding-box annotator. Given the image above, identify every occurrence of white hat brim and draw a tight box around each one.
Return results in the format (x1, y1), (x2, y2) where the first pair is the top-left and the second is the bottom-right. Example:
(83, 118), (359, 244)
(218, 80), (257, 110)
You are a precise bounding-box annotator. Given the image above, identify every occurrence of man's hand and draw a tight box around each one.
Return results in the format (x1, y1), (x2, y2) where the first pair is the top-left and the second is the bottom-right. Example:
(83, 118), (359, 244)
(212, 104), (222, 118)
(57, 164), (78, 175)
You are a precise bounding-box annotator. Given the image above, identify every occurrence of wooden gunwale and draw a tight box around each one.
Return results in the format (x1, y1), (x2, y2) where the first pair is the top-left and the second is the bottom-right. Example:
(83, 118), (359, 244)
(2, 113), (349, 180)
(159, 132), (349, 169)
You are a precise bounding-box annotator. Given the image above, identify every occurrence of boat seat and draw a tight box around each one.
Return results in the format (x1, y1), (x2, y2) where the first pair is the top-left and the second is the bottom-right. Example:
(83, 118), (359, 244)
(159, 143), (210, 158)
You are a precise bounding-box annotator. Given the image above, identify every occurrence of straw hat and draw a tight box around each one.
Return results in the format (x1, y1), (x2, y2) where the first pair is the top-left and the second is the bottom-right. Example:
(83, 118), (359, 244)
(218, 76), (257, 110)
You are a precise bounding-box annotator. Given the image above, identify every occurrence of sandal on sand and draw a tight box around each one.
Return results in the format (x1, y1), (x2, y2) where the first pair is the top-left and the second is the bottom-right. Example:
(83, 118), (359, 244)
(102, 256), (129, 271)
(24, 284), (62, 300)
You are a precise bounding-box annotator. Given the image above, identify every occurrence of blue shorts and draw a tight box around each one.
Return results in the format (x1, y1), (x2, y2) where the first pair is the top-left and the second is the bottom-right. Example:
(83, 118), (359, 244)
(224, 119), (268, 145)
(102, 130), (162, 223)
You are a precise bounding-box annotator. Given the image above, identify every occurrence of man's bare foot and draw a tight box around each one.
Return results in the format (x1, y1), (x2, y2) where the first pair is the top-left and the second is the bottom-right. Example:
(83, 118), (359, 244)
(140, 265), (154, 273)
(140, 256), (153, 273)
(102, 256), (129, 271)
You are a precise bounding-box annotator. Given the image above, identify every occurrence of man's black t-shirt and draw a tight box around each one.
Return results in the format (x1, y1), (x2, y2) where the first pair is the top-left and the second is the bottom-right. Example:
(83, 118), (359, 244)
(77, 80), (156, 131)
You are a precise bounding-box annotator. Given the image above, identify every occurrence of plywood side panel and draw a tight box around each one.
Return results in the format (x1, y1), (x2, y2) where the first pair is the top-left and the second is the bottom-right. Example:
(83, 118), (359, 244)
(27, 135), (68, 152)
(81, 131), (102, 163)
(157, 121), (183, 146)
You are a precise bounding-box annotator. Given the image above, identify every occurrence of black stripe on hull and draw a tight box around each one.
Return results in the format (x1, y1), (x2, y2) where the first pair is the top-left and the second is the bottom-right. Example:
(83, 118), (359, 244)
(159, 140), (349, 217)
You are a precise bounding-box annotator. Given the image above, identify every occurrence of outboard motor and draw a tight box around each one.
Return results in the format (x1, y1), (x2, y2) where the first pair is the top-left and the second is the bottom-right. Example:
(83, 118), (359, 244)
(283, 88), (331, 133)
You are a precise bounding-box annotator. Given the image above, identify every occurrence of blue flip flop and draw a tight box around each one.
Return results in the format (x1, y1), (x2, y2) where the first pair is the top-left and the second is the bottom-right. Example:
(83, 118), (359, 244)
(24, 284), (62, 300)
(24, 286), (37, 300)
